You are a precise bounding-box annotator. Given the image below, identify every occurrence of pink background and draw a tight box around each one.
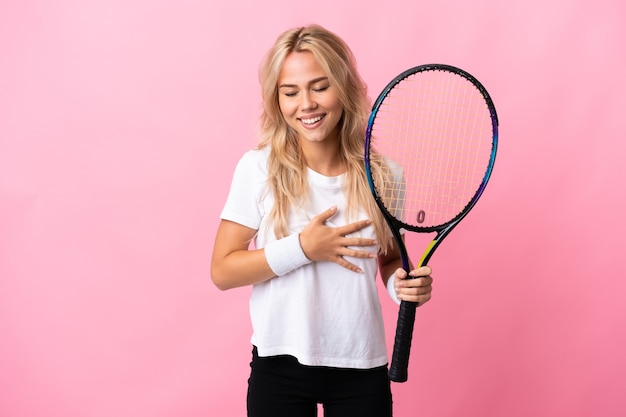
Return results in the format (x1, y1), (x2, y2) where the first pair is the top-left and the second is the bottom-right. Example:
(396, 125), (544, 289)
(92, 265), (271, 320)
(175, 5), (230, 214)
(1, 0), (624, 416)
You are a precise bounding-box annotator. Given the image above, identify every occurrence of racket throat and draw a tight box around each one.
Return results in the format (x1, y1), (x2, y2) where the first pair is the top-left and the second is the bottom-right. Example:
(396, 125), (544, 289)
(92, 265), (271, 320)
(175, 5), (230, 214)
(417, 240), (437, 268)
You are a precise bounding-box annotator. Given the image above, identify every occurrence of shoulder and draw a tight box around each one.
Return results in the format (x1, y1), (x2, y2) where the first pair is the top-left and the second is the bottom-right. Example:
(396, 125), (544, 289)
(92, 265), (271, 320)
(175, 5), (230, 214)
(238, 147), (270, 170)
(234, 147), (271, 177)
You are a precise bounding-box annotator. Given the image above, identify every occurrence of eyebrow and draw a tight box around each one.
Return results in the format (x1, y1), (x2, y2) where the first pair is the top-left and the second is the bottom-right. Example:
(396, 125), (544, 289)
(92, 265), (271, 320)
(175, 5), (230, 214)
(278, 76), (329, 89)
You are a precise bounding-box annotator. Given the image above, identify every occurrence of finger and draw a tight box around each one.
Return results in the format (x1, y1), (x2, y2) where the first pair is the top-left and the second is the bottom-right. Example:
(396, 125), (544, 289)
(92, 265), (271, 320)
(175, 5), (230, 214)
(394, 268), (408, 280)
(314, 206), (338, 224)
(409, 265), (432, 277)
(398, 292), (432, 304)
(334, 257), (364, 274)
(401, 276), (433, 288)
(338, 219), (373, 235)
(337, 247), (378, 259)
(341, 237), (378, 248)
(397, 283), (433, 301)
(399, 284), (432, 296)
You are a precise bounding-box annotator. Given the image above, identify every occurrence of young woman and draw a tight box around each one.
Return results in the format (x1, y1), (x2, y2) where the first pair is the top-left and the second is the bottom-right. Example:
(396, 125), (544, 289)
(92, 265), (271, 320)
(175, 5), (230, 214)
(211, 24), (433, 417)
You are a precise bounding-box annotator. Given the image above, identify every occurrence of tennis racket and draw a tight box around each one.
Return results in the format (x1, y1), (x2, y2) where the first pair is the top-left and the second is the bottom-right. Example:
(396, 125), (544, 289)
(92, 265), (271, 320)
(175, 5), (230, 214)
(364, 64), (498, 383)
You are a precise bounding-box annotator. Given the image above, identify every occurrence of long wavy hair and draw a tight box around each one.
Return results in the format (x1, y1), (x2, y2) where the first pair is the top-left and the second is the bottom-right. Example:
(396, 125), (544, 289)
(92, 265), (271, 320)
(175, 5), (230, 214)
(257, 24), (393, 253)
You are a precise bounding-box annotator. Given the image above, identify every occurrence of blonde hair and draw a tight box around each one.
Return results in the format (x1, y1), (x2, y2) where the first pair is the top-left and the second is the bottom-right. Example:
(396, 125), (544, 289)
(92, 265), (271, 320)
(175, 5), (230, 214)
(257, 24), (393, 252)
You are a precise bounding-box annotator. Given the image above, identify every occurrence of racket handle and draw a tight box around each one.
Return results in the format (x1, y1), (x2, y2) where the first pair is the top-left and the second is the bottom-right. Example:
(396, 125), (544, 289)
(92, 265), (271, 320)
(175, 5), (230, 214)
(389, 300), (418, 382)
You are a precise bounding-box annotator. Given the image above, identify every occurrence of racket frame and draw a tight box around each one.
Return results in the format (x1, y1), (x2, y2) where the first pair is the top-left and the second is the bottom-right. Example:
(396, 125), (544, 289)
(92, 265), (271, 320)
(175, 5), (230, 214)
(364, 63), (499, 382)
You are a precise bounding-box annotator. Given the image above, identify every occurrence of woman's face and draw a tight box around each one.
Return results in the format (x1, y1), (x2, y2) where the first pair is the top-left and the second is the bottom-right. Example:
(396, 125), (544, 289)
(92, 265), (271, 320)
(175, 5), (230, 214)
(277, 51), (343, 145)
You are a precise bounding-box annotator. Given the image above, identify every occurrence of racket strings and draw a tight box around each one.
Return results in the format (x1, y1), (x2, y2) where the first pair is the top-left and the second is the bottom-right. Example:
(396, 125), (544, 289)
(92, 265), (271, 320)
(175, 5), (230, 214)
(370, 69), (493, 228)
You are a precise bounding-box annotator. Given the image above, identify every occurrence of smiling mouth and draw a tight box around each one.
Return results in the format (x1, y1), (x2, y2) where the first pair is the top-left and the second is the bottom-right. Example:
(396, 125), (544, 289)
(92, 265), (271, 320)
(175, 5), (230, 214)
(300, 115), (325, 125)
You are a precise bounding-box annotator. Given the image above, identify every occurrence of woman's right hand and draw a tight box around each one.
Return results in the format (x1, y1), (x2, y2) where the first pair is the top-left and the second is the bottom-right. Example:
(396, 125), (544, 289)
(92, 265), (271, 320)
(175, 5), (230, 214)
(298, 206), (378, 273)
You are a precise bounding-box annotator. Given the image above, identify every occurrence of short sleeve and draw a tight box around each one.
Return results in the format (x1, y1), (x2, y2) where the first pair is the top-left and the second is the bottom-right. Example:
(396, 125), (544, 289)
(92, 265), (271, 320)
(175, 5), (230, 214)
(220, 149), (269, 230)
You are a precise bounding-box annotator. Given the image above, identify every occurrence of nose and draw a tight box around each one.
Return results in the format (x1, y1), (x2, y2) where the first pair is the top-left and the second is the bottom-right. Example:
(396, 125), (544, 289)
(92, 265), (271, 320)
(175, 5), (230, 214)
(301, 91), (318, 110)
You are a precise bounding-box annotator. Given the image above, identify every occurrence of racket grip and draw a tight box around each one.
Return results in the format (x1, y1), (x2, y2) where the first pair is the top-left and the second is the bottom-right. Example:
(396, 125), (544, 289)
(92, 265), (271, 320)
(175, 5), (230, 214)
(389, 300), (418, 382)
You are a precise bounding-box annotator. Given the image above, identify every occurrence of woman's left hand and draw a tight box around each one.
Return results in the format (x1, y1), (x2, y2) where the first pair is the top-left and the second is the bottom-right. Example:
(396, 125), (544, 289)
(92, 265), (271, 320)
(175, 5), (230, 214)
(392, 266), (433, 305)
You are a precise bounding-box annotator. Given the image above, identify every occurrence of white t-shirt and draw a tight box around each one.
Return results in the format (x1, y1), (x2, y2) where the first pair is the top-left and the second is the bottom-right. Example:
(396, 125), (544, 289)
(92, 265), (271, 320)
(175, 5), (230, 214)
(220, 147), (388, 369)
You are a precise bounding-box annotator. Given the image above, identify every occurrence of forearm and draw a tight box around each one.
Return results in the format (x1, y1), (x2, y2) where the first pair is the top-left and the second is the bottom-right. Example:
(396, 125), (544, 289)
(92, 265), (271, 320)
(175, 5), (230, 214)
(211, 220), (312, 291)
(211, 248), (276, 291)
(378, 241), (411, 286)
(379, 257), (403, 286)
(211, 220), (277, 290)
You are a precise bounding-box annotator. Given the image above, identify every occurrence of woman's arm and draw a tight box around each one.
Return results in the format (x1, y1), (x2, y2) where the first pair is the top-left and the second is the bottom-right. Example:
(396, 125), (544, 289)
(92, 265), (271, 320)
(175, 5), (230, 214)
(211, 207), (380, 291)
(210, 220), (276, 291)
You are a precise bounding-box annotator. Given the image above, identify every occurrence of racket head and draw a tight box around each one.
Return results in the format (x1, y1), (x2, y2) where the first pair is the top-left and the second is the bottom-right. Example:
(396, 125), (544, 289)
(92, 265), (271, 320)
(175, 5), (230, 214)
(365, 64), (498, 234)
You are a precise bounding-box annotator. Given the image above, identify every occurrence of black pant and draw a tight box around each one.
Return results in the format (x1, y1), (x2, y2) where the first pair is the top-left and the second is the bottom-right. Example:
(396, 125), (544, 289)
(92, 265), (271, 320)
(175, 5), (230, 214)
(247, 347), (393, 417)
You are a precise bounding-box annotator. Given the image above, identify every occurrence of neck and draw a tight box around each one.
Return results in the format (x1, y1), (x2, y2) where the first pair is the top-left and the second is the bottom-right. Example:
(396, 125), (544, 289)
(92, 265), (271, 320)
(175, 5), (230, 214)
(300, 139), (345, 177)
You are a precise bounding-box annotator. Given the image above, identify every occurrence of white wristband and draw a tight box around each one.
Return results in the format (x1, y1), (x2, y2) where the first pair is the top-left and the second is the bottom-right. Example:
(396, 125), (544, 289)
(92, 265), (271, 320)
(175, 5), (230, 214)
(264, 233), (312, 276)
(387, 273), (401, 305)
